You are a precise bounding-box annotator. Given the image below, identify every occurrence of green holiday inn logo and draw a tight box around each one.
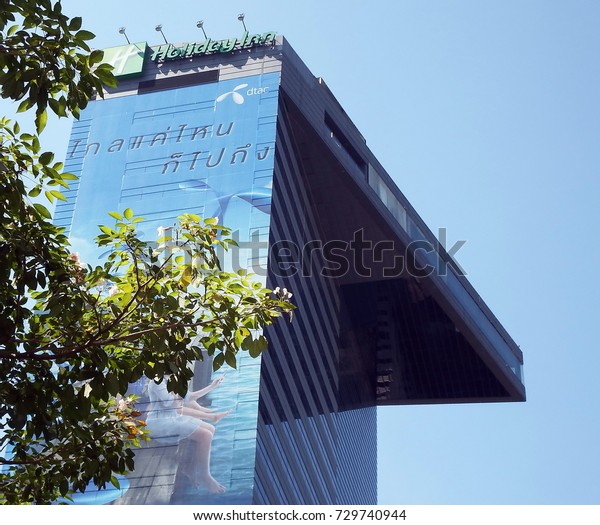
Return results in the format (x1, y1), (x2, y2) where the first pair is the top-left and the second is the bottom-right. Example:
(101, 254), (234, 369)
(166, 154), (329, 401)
(102, 42), (147, 79)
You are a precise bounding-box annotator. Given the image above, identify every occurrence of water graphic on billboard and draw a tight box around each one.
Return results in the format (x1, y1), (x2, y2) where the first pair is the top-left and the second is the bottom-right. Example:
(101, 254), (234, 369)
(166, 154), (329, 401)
(55, 71), (280, 504)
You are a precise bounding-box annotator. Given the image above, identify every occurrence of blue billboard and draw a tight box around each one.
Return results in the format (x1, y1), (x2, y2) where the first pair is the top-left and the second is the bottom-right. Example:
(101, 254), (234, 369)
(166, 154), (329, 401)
(55, 71), (280, 504)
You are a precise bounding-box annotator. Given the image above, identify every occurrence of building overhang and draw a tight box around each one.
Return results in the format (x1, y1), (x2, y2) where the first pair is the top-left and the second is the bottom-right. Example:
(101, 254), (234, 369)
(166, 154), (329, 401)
(276, 73), (525, 405)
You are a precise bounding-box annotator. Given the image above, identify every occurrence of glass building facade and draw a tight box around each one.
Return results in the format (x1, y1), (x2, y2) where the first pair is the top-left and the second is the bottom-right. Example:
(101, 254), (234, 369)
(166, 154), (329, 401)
(52, 35), (525, 505)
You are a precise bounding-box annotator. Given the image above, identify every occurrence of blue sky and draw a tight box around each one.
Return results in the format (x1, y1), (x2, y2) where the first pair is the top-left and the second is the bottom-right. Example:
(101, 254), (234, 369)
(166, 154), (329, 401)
(9, 0), (599, 504)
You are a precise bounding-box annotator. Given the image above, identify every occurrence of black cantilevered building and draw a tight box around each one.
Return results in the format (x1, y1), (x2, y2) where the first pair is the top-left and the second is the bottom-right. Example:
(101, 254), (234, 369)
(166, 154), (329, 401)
(54, 34), (525, 505)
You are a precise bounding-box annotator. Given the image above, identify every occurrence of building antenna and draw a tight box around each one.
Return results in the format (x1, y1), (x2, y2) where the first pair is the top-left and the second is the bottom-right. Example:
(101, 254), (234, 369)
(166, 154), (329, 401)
(237, 13), (247, 32)
(155, 24), (168, 44)
(196, 20), (208, 39)
(118, 27), (130, 44)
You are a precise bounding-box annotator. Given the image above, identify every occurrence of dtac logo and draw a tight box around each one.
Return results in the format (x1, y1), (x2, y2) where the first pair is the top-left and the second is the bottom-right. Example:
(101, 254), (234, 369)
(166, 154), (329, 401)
(216, 83), (270, 106)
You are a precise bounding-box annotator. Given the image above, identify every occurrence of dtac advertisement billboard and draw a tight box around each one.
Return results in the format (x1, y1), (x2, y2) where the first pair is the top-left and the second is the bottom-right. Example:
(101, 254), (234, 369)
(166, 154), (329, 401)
(55, 71), (280, 504)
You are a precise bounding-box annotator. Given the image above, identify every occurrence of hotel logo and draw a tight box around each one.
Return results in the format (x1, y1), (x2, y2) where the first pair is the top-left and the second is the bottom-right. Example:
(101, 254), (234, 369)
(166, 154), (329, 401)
(102, 42), (147, 79)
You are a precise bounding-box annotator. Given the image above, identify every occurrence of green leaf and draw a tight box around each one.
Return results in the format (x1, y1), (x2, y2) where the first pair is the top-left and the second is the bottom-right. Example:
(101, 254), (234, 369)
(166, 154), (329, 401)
(75, 30), (96, 41)
(49, 97), (67, 117)
(110, 475), (121, 490)
(235, 327), (251, 347)
(48, 98), (60, 116)
(69, 17), (83, 31)
(35, 109), (48, 133)
(248, 335), (268, 359)
(16, 99), (32, 113)
(89, 49), (104, 65)
(33, 203), (52, 219)
(105, 373), (119, 396)
(39, 151), (54, 165)
(94, 68), (117, 88)
(180, 267), (192, 287)
(224, 350), (237, 369)
(108, 211), (122, 220)
(28, 185), (41, 198)
(50, 189), (66, 202)
(248, 339), (261, 358)
(123, 208), (133, 220)
(212, 352), (225, 371)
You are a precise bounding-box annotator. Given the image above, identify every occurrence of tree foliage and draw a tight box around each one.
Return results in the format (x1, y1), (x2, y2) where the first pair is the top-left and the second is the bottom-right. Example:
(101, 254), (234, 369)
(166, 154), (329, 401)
(0, 0), (293, 504)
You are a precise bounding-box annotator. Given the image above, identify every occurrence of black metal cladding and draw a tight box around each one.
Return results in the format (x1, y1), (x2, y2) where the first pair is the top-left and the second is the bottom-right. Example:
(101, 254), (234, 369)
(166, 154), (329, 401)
(254, 96), (377, 504)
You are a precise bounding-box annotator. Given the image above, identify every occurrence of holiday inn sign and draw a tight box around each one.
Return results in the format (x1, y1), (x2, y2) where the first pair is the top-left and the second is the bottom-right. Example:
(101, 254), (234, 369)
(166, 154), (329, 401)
(151, 31), (277, 62)
(102, 32), (277, 79)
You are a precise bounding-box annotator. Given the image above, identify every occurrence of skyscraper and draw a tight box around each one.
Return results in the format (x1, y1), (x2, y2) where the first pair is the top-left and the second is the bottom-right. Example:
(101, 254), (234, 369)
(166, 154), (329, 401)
(55, 33), (525, 505)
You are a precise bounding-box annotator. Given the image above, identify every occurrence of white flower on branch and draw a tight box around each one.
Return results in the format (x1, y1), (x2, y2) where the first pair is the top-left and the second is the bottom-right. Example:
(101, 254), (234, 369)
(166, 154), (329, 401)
(273, 286), (292, 300)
